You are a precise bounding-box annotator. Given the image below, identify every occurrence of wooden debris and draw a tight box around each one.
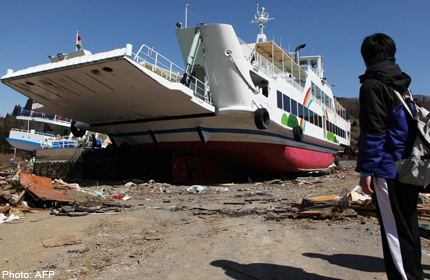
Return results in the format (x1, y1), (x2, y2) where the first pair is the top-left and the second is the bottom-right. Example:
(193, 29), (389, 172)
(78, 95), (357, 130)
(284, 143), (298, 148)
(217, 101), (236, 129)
(10, 209), (26, 219)
(310, 195), (340, 201)
(92, 259), (121, 269)
(53, 179), (80, 190)
(41, 235), (82, 248)
(31, 215), (54, 223)
(417, 204), (430, 212)
(0, 206), (11, 214)
(144, 236), (163, 241)
(198, 214), (221, 219)
(10, 190), (25, 206)
(2, 184), (14, 191)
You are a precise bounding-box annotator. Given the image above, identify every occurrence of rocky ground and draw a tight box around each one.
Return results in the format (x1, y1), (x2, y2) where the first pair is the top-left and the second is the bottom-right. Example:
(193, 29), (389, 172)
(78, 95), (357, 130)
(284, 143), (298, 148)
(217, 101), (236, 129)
(1, 160), (430, 280)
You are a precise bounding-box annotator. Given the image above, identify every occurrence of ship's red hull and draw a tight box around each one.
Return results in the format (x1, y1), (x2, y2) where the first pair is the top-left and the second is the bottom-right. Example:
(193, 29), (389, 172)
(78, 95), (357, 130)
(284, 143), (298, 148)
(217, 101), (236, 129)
(138, 141), (335, 183)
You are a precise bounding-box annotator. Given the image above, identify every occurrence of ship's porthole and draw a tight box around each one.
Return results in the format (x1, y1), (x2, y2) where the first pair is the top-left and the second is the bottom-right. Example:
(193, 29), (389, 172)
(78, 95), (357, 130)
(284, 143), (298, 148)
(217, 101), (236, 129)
(91, 69), (101, 75)
(102, 67), (113, 72)
(25, 82), (35, 86)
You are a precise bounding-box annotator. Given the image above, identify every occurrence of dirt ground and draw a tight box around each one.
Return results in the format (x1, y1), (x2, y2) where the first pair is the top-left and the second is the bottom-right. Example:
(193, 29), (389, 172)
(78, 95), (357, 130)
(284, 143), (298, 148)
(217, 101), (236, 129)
(2, 160), (430, 280)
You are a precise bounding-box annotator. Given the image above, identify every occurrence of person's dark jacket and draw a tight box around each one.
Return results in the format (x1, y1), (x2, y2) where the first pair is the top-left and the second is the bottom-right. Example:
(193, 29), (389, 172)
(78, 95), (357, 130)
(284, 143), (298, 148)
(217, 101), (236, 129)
(356, 61), (416, 179)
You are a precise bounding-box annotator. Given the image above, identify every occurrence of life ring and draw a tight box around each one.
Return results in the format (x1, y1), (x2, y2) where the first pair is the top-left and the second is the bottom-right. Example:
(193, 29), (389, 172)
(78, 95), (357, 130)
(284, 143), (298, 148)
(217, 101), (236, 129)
(293, 125), (303, 142)
(254, 108), (270, 130)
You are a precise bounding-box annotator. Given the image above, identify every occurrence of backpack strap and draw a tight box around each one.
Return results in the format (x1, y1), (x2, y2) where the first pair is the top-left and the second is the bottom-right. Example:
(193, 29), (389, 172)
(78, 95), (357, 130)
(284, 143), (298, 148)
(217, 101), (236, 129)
(393, 89), (415, 119)
(390, 89), (418, 162)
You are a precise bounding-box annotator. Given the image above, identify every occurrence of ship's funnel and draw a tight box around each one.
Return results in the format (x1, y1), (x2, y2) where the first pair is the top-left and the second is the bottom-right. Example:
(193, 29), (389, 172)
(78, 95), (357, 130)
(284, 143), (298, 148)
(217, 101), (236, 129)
(295, 44), (306, 65)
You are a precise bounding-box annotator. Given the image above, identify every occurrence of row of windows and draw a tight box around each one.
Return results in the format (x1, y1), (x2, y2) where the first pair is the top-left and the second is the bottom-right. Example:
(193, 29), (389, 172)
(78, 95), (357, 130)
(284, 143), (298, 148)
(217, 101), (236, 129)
(326, 120), (346, 139)
(277, 91), (346, 139)
(311, 82), (332, 109)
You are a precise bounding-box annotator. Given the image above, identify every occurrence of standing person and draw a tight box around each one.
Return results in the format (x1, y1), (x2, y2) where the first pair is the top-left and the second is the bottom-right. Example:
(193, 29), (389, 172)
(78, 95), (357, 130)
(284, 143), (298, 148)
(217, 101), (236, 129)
(356, 33), (423, 279)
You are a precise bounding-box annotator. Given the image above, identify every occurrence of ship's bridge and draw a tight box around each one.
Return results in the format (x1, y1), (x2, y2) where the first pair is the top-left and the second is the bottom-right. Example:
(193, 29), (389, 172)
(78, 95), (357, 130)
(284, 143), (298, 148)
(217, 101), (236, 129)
(299, 55), (324, 79)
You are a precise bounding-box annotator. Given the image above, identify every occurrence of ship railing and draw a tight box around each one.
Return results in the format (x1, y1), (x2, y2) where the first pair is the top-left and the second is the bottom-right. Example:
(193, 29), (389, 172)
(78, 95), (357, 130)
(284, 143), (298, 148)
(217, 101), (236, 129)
(10, 128), (57, 138)
(334, 98), (347, 119)
(132, 44), (184, 83)
(132, 44), (212, 105)
(17, 108), (71, 125)
(250, 51), (304, 92)
(310, 97), (347, 121)
(41, 136), (79, 149)
(312, 97), (331, 114)
(188, 77), (212, 103)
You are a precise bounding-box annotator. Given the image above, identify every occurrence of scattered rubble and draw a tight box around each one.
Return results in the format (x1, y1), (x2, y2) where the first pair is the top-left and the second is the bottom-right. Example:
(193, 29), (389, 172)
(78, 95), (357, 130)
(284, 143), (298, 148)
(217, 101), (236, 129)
(2, 159), (430, 279)
(2, 162), (430, 225)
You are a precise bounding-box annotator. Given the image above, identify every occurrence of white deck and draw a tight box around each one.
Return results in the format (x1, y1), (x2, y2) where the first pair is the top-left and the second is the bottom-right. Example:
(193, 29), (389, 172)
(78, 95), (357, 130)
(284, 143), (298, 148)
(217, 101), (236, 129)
(2, 46), (215, 126)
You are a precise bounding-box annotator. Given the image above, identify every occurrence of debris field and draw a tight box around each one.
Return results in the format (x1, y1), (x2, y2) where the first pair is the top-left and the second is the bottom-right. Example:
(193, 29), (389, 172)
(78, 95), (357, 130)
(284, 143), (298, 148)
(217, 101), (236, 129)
(2, 160), (430, 279)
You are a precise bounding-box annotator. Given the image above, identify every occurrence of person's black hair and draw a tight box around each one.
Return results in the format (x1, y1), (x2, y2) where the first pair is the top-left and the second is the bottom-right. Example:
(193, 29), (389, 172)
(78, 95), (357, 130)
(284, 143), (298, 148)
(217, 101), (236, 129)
(361, 33), (396, 65)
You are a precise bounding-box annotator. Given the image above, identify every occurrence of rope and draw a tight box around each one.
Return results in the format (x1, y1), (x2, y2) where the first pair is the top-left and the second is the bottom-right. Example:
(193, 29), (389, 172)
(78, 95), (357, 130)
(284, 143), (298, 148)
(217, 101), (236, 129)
(227, 53), (258, 93)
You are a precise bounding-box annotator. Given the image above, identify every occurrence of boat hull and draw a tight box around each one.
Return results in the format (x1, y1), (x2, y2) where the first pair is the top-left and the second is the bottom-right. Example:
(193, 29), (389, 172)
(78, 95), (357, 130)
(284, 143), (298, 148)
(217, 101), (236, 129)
(6, 138), (42, 154)
(144, 140), (334, 174)
(7, 130), (78, 154)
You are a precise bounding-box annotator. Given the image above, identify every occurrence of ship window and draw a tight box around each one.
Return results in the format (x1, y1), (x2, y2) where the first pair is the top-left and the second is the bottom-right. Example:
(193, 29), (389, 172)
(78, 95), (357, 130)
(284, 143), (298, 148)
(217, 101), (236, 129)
(298, 104), (304, 119)
(309, 110), (314, 124)
(317, 115), (322, 128)
(324, 93), (331, 108)
(277, 91), (282, 109)
(283, 95), (290, 112)
(304, 107), (309, 122)
(291, 99), (297, 116)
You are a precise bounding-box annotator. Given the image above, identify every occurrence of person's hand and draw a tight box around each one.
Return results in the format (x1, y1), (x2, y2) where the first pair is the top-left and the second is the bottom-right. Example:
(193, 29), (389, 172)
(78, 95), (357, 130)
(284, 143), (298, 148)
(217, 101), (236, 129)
(359, 176), (373, 195)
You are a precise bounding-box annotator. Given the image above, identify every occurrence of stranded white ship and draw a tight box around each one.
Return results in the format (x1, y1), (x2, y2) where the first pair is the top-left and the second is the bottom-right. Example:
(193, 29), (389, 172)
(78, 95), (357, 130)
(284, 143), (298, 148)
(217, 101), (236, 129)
(7, 103), (110, 154)
(1, 4), (350, 181)
(6, 104), (79, 153)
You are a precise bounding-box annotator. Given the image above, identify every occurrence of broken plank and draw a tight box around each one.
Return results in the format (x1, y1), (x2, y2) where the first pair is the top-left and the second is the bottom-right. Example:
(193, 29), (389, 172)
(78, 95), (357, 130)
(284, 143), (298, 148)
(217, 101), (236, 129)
(41, 235), (82, 248)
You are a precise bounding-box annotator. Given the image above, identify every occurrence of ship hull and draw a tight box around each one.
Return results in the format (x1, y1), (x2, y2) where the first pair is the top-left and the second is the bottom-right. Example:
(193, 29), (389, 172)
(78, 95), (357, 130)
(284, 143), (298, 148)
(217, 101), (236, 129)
(141, 140), (334, 174)
(7, 138), (42, 154)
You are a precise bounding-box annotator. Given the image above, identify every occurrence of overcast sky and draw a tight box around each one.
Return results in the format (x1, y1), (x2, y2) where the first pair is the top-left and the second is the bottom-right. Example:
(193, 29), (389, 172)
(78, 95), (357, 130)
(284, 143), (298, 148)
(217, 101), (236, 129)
(1, 0), (429, 117)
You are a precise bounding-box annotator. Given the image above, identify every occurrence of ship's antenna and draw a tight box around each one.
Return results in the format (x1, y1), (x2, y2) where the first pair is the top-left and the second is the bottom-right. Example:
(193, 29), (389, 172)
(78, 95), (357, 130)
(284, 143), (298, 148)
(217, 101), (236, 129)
(185, 4), (190, 28)
(250, 2), (273, 43)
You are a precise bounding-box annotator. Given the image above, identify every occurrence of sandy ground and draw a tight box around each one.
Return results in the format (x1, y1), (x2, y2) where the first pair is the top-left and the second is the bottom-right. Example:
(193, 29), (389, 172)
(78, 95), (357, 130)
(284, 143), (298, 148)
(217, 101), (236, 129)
(2, 162), (430, 280)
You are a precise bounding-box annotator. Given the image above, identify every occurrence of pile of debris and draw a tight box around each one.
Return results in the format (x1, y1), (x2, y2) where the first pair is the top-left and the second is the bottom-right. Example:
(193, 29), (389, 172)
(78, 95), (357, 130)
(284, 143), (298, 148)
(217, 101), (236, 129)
(0, 170), (134, 223)
(280, 186), (430, 223)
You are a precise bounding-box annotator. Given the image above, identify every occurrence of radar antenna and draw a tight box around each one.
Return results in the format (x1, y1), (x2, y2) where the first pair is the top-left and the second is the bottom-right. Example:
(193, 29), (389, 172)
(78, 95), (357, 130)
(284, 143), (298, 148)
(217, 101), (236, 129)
(250, 2), (273, 43)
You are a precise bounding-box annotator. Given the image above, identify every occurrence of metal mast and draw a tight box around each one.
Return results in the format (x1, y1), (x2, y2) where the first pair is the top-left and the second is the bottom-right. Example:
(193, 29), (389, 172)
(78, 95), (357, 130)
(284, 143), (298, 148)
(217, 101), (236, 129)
(250, 2), (273, 43)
